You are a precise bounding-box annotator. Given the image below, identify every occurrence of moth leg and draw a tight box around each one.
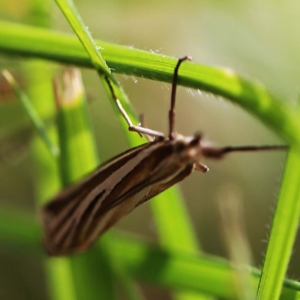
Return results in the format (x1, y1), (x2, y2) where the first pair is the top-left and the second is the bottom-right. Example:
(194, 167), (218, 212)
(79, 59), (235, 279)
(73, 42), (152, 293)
(138, 114), (154, 142)
(194, 162), (209, 173)
(105, 77), (165, 139)
(114, 98), (165, 138)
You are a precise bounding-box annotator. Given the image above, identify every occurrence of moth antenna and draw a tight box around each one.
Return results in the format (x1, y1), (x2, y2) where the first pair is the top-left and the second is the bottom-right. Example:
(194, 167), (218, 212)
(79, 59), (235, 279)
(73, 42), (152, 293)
(169, 56), (192, 140)
(202, 144), (288, 159)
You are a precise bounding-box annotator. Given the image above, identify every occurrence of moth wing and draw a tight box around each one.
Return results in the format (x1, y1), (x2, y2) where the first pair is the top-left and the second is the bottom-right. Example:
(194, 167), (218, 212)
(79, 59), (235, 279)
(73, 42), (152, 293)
(41, 141), (194, 256)
(86, 153), (195, 232)
(41, 143), (152, 256)
(134, 163), (194, 207)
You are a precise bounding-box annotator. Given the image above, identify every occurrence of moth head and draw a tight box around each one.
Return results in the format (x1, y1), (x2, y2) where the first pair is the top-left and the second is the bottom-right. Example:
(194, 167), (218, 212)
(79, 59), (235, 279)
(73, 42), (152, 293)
(172, 133), (205, 163)
(181, 133), (219, 162)
(185, 133), (204, 159)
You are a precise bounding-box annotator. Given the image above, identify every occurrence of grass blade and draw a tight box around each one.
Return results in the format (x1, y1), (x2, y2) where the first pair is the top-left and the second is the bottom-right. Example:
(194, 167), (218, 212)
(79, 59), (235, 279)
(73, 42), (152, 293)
(257, 147), (300, 299)
(55, 0), (110, 76)
(1, 209), (300, 300)
(54, 68), (117, 300)
(0, 21), (299, 145)
(1, 70), (59, 158)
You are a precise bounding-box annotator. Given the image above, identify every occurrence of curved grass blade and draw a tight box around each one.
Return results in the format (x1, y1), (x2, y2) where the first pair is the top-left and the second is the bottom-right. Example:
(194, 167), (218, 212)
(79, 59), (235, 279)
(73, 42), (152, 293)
(0, 21), (299, 146)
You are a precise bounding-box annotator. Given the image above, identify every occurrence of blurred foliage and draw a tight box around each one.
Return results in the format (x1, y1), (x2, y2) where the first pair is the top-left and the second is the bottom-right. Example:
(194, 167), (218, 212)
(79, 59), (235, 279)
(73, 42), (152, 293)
(1, 0), (300, 299)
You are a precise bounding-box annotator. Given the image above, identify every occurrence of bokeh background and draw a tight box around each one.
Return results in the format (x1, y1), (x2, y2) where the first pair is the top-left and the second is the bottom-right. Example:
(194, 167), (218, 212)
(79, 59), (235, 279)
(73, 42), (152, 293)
(0, 0), (299, 299)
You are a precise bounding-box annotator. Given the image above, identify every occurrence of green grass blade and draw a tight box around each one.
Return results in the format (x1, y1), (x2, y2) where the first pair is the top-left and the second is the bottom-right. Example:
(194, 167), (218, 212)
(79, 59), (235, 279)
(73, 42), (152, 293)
(54, 69), (99, 184)
(150, 190), (210, 299)
(111, 233), (300, 300)
(53, 0), (141, 149)
(53, 68), (117, 300)
(54, 0), (110, 77)
(151, 188), (199, 253)
(54, 0), (139, 147)
(1, 70), (59, 158)
(257, 147), (300, 299)
(1, 210), (300, 300)
(46, 259), (77, 300)
(70, 238), (118, 300)
(0, 21), (299, 146)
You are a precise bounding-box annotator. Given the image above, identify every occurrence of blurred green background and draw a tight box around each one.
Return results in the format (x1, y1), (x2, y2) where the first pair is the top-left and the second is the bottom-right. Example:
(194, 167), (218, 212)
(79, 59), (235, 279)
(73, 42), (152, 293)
(0, 0), (298, 299)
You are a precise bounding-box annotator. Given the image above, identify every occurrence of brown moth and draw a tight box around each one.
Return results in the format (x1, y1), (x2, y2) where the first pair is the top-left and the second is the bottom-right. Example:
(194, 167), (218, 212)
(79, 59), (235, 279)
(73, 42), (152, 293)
(41, 57), (286, 256)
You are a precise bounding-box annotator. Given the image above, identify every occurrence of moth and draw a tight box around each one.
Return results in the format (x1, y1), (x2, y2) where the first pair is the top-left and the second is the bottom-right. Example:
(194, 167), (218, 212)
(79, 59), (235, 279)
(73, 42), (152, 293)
(41, 57), (286, 256)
